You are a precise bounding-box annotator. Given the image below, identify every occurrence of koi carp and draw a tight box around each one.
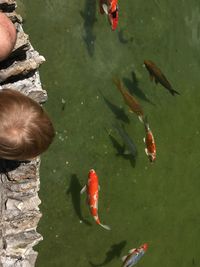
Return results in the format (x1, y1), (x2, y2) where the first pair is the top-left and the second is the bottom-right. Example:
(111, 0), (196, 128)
(144, 60), (180, 96)
(99, 0), (119, 30)
(113, 77), (144, 122)
(143, 117), (156, 162)
(122, 243), (148, 267)
(80, 169), (110, 230)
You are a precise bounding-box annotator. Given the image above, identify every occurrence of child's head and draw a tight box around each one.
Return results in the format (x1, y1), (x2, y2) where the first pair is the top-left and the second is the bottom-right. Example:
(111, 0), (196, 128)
(0, 89), (55, 160)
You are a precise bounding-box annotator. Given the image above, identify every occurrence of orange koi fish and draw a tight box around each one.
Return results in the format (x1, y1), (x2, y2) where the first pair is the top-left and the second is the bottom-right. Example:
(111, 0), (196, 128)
(122, 243), (148, 267)
(143, 117), (156, 162)
(113, 77), (144, 122)
(144, 60), (180, 96)
(99, 0), (119, 30)
(80, 169), (110, 230)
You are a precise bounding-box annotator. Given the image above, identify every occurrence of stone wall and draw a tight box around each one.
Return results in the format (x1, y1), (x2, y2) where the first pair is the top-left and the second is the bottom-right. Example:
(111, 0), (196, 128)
(0, 1), (46, 266)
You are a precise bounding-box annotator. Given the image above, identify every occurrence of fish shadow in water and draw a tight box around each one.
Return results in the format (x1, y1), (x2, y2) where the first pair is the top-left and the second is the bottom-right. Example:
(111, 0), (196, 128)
(123, 71), (155, 106)
(80, 0), (97, 57)
(89, 240), (127, 267)
(66, 174), (91, 226)
(99, 90), (130, 124)
(107, 129), (137, 168)
(117, 28), (129, 44)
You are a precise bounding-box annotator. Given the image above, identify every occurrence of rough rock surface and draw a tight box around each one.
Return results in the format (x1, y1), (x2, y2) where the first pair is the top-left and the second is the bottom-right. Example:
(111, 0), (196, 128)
(0, 1), (46, 266)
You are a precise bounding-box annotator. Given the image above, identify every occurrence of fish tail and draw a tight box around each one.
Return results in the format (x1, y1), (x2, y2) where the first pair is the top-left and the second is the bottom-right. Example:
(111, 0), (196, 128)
(94, 216), (111, 230)
(102, 3), (108, 14)
(80, 185), (87, 194)
(138, 115), (144, 123)
(99, 223), (111, 230)
(112, 77), (125, 95)
(170, 88), (180, 96)
(143, 116), (150, 131)
(112, 76), (120, 88)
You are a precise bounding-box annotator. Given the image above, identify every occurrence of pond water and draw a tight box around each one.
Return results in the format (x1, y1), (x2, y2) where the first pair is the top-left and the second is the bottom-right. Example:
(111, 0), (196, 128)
(22, 0), (200, 266)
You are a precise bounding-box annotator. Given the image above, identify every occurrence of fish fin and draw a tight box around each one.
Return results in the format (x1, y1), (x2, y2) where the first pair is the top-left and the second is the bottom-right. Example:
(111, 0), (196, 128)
(145, 148), (149, 155)
(102, 3), (108, 14)
(143, 137), (146, 143)
(121, 255), (127, 262)
(129, 248), (136, 253)
(138, 115), (144, 123)
(99, 223), (111, 230)
(80, 185), (87, 194)
(129, 109), (134, 113)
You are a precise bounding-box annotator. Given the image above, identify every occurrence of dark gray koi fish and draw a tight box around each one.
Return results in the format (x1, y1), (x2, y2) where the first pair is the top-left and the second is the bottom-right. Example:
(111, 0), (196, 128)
(144, 60), (180, 96)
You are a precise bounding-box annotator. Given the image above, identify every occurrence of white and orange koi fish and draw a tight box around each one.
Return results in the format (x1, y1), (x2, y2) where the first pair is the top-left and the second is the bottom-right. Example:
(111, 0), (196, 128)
(122, 243), (148, 267)
(143, 117), (156, 162)
(80, 169), (110, 230)
(99, 0), (119, 30)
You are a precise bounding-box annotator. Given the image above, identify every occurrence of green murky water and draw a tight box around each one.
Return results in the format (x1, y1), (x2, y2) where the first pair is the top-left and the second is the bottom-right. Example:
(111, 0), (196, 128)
(22, 0), (200, 266)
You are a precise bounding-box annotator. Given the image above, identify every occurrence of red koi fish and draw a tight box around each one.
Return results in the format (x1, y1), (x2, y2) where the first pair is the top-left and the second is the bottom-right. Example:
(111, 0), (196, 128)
(143, 117), (156, 162)
(99, 0), (119, 30)
(80, 169), (110, 230)
(122, 243), (148, 267)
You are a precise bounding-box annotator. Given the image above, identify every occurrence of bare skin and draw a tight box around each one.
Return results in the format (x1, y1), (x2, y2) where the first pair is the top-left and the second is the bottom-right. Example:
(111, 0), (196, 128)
(0, 12), (17, 61)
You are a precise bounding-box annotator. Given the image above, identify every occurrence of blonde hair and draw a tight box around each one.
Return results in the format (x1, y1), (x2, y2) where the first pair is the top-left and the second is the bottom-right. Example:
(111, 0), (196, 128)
(0, 89), (55, 160)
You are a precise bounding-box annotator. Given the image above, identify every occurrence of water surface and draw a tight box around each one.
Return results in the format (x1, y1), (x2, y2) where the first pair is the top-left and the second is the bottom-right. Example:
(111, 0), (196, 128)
(22, 1), (200, 266)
